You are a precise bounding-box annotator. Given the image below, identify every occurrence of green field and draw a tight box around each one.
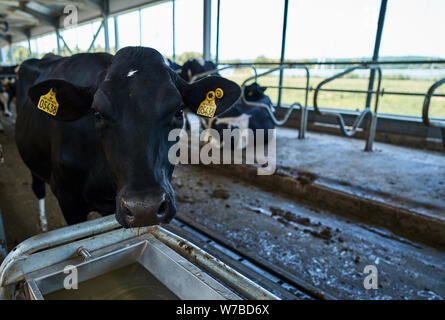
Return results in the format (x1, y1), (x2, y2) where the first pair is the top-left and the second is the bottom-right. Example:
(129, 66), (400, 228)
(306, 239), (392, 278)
(225, 70), (445, 119)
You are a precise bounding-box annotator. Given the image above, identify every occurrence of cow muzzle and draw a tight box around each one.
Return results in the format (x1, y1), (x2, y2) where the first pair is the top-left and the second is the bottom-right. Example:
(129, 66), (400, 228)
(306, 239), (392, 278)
(116, 190), (176, 228)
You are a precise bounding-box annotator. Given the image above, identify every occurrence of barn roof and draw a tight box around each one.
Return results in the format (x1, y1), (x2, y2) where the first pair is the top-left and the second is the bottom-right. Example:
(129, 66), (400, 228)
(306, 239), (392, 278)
(0, 0), (163, 47)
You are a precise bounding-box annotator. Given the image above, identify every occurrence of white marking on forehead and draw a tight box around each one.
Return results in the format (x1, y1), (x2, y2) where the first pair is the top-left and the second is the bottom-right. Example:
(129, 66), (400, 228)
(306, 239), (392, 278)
(127, 69), (138, 77)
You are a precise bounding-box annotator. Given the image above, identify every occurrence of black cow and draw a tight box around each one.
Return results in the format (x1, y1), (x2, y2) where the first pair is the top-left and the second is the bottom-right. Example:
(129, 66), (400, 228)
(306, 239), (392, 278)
(181, 58), (218, 82)
(165, 58), (182, 72)
(210, 83), (275, 147)
(0, 65), (18, 76)
(16, 47), (240, 228)
(0, 78), (17, 117)
(0, 65), (20, 117)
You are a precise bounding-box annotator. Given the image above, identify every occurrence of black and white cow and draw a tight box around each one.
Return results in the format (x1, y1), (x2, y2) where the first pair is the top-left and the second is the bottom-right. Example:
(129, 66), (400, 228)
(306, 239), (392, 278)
(208, 82), (275, 147)
(181, 58), (218, 82)
(16, 47), (240, 229)
(179, 58), (275, 146)
(0, 77), (17, 117)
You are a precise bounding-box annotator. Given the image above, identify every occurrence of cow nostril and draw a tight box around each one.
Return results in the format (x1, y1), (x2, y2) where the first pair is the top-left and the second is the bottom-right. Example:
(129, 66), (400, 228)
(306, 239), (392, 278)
(121, 200), (134, 218)
(157, 200), (168, 218)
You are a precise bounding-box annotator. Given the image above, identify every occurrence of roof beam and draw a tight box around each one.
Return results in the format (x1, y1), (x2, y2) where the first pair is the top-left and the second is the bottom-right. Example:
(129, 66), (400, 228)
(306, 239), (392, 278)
(0, 8), (39, 25)
(18, 3), (58, 27)
(9, 26), (31, 38)
(25, 1), (88, 10)
(83, 0), (104, 12)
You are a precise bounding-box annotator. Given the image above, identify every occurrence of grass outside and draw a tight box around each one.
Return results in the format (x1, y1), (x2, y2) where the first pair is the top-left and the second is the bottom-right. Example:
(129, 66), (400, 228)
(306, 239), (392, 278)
(225, 70), (445, 119)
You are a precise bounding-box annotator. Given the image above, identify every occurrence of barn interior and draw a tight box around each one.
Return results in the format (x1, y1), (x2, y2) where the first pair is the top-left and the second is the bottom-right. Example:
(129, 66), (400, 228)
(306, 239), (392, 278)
(0, 0), (444, 300)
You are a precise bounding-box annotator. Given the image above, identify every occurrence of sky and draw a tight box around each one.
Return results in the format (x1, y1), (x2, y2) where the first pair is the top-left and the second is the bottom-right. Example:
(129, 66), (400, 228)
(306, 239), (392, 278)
(6, 0), (445, 62)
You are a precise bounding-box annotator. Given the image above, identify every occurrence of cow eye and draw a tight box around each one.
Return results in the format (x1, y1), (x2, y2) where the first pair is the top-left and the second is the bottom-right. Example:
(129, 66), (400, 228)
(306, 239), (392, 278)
(91, 109), (103, 121)
(174, 108), (184, 118)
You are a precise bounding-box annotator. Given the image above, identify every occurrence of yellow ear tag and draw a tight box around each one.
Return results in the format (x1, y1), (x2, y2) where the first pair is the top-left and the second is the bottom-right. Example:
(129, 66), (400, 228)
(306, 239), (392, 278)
(196, 90), (217, 118)
(37, 88), (59, 116)
(215, 88), (224, 99)
(248, 91), (253, 96)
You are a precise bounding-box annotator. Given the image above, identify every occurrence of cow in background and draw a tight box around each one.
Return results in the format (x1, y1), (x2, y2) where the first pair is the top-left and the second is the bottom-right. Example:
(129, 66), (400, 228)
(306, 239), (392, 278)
(209, 82), (276, 148)
(0, 77), (17, 117)
(179, 58), (275, 147)
(165, 58), (182, 73)
(0, 65), (19, 117)
(0, 65), (18, 76)
(181, 58), (218, 82)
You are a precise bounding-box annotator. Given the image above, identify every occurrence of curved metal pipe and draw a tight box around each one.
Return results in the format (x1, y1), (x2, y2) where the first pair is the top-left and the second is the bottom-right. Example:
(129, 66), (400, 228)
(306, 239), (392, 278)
(423, 76), (445, 128)
(240, 64), (310, 131)
(197, 64), (310, 133)
(313, 64), (382, 137)
(240, 91), (302, 126)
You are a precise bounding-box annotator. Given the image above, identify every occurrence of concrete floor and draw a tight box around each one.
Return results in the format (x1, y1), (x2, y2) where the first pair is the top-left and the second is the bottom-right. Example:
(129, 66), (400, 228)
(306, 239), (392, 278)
(275, 128), (445, 221)
(1, 112), (445, 299)
(0, 117), (65, 248)
(173, 165), (445, 300)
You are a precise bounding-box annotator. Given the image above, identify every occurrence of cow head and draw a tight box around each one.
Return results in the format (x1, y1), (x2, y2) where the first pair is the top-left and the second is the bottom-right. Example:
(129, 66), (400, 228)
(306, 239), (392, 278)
(28, 47), (241, 227)
(244, 83), (267, 102)
(181, 58), (218, 82)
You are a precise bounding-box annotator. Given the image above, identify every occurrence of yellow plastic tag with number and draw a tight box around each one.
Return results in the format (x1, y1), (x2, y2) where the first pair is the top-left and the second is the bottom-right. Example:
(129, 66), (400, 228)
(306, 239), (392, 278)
(37, 88), (59, 116)
(196, 88), (224, 118)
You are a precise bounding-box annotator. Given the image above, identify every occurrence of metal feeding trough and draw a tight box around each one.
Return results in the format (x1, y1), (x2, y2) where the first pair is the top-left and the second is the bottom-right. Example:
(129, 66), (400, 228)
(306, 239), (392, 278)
(0, 215), (278, 300)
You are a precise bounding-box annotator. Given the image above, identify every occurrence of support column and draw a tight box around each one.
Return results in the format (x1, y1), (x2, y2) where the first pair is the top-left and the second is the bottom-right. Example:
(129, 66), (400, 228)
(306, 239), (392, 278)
(139, 8), (142, 46)
(56, 29), (61, 55)
(172, 0), (175, 60)
(8, 45), (13, 65)
(28, 38), (32, 57)
(114, 16), (119, 52)
(25, 28), (32, 57)
(203, 0), (211, 61)
(103, 0), (110, 53)
(364, 0), (387, 152)
(277, 0), (289, 108)
(104, 17), (110, 53)
(215, 0), (220, 65)
(365, 0), (388, 108)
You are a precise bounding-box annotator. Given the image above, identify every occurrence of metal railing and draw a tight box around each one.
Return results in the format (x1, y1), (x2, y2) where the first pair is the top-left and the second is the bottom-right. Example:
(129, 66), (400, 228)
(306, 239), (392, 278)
(188, 59), (445, 150)
(188, 64), (259, 132)
(240, 64), (310, 139)
(313, 64), (382, 151)
(223, 60), (445, 150)
(189, 63), (259, 83)
(422, 76), (445, 149)
(189, 63), (310, 139)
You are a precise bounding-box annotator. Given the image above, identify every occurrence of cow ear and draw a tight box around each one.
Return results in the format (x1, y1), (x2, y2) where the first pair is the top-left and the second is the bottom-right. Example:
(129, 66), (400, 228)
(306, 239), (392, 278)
(181, 76), (241, 118)
(28, 79), (93, 121)
(260, 86), (267, 93)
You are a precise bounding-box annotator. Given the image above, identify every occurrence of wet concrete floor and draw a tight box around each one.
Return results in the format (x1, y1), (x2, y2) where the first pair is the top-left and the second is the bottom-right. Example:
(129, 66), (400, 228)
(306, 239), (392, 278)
(1, 115), (444, 299)
(274, 128), (445, 221)
(173, 165), (445, 300)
